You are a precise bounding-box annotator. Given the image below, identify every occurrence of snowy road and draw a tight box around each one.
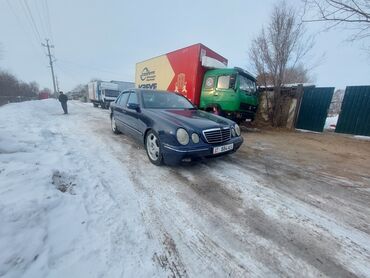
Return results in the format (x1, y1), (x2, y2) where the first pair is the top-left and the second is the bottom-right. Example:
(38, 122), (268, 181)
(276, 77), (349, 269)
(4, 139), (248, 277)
(1, 100), (370, 278)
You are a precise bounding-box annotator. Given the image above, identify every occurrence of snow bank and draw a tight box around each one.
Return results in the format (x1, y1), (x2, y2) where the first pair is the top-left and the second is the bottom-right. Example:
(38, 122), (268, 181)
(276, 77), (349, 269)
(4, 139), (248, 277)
(354, 135), (370, 141)
(0, 100), (163, 278)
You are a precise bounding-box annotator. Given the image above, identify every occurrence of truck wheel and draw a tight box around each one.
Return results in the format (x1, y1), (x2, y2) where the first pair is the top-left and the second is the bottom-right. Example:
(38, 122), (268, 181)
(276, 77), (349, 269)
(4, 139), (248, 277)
(93, 103), (98, 107)
(145, 131), (163, 166)
(211, 106), (222, 116)
(111, 116), (120, 134)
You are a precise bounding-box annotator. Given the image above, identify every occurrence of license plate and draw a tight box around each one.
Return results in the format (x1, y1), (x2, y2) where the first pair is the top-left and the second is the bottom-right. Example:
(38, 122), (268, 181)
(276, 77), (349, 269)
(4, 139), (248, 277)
(213, 143), (234, 154)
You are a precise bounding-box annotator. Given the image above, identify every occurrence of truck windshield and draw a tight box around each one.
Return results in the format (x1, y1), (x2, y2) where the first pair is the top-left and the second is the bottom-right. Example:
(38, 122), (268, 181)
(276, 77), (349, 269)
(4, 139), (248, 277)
(239, 75), (256, 95)
(142, 91), (195, 109)
(104, 90), (120, 97)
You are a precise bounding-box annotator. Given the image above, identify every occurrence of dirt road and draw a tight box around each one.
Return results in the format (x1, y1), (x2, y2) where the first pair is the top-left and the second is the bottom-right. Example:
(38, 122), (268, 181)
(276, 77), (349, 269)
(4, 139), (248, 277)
(1, 100), (369, 278)
(78, 101), (370, 277)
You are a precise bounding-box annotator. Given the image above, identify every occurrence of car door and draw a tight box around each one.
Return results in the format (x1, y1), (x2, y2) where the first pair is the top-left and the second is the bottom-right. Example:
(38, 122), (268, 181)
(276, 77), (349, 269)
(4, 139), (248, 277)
(123, 91), (144, 140)
(113, 91), (130, 130)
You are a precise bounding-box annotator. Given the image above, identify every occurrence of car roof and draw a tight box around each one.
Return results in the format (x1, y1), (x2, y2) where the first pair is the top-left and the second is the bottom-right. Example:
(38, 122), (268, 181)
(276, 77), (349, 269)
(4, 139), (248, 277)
(120, 89), (185, 98)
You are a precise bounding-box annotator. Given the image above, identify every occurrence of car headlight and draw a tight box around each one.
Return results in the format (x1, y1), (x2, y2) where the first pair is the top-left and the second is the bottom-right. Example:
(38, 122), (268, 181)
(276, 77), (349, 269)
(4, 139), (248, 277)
(231, 128), (236, 137)
(176, 128), (189, 145)
(191, 133), (199, 143)
(234, 124), (241, 136)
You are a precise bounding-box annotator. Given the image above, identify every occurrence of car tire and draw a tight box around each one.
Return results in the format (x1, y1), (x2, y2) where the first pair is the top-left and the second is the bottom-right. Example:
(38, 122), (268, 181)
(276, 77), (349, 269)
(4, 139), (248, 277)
(145, 130), (163, 166)
(93, 103), (99, 107)
(111, 116), (120, 134)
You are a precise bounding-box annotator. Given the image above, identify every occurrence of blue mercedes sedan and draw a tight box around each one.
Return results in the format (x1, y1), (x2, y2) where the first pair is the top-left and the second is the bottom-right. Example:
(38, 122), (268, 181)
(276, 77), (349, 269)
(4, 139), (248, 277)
(110, 89), (243, 165)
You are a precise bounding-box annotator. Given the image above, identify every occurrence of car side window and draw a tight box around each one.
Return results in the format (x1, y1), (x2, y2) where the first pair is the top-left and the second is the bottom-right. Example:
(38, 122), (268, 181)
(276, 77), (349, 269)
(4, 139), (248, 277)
(118, 92), (130, 106)
(127, 92), (138, 105)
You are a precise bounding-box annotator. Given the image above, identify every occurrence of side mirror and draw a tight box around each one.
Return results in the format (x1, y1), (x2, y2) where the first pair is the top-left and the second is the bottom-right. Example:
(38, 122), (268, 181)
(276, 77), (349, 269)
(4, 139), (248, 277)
(127, 103), (140, 111)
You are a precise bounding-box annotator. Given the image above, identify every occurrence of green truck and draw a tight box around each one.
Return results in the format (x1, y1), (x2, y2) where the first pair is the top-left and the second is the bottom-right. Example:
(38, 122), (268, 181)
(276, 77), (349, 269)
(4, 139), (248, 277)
(200, 67), (258, 121)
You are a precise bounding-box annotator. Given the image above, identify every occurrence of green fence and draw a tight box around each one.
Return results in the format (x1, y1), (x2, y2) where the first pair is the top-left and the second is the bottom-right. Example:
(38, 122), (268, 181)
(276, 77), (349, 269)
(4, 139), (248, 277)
(335, 86), (370, 136)
(295, 87), (334, 132)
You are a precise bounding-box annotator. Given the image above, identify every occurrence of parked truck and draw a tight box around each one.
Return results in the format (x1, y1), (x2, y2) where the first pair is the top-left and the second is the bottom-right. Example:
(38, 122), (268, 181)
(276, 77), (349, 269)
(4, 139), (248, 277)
(88, 80), (134, 109)
(135, 43), (258, 122)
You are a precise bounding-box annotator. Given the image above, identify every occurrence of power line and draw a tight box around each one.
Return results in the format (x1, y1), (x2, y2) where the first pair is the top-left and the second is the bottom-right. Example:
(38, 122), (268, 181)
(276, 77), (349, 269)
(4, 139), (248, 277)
(6, 0), (58, 92)
(13, 0), (41, 46)
(20, 0), (43, 43)
(43, 0), (54, 42)
(34, 0), (49, 40)
(58, 59), (124, 76)
(56, 64), (82, 84)
(6, 0), (45, 59)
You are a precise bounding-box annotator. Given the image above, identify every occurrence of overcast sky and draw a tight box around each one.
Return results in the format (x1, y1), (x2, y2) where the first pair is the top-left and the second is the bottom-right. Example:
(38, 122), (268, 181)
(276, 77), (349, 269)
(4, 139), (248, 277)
(0, 0), (369, 91)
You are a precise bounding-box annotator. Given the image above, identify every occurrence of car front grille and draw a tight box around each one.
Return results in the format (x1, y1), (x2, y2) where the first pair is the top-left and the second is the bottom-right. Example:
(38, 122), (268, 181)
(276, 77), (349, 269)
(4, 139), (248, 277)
(203, 127), (231, 144)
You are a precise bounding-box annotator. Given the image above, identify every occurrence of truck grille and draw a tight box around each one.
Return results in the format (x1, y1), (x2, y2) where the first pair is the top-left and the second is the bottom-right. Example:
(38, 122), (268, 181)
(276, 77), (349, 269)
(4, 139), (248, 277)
(203, 127), (231, 144)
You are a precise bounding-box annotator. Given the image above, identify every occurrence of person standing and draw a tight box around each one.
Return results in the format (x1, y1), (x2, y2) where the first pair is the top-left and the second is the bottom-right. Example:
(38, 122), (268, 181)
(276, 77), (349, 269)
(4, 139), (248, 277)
(58, 91), (68, 114)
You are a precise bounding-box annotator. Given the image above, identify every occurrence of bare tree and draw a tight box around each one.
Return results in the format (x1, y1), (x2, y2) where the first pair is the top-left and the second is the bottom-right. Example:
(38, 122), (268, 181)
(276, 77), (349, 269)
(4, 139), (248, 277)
(0, 70), (39, 98)
(256, 64), (312, 86)
(303, 0), (370, 42)
(0, 71), (19, 96)
(69, 83), (88, 99)
(28, 81), (40, 96)
(249, 1), (314, 126)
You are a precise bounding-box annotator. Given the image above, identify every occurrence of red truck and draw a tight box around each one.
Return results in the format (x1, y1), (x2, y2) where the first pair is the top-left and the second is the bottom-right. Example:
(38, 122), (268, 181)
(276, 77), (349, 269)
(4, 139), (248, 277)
(135, 43), (258, 122)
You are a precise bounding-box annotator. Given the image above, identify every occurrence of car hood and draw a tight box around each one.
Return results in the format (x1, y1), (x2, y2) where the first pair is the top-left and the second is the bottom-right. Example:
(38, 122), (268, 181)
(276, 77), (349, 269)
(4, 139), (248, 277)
(146, 109), (234, 130)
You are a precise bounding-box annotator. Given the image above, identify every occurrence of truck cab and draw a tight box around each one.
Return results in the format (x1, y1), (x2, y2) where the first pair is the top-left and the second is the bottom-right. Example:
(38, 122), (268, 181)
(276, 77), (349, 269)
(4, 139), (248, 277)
(89, 81), (121, 109)
(99, 82), (121, 109)
(100, 89), (120, 108)
(199, 67), (258, 122)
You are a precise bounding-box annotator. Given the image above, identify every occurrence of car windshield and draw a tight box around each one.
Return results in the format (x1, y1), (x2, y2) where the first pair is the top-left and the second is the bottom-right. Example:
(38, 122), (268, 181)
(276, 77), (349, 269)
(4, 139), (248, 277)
(141, 91), (195, 109)
(239, 75), (256, 95)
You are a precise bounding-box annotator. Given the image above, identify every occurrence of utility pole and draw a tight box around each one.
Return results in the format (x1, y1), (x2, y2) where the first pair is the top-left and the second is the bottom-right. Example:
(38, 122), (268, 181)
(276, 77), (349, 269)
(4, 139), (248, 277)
(55, 75), (60, 92)
(42, 39), (57, 97)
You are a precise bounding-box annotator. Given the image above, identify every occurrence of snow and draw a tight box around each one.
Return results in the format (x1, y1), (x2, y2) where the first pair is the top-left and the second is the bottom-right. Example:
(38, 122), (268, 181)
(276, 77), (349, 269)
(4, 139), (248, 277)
(1, 100), (370, 277)
(324, 115), (339, 130)
(295, 129), (321, 134)
(295, 114), (339, 132)
(354, 135), (370, 141)
(0, 100), (162, 278)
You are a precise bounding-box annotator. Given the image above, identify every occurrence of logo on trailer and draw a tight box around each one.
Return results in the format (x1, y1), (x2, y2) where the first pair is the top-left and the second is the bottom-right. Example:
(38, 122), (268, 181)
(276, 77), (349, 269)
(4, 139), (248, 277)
(138, 83), (157, 89)
(175, 73), (187, 96)
(140, 67), (156, 81)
